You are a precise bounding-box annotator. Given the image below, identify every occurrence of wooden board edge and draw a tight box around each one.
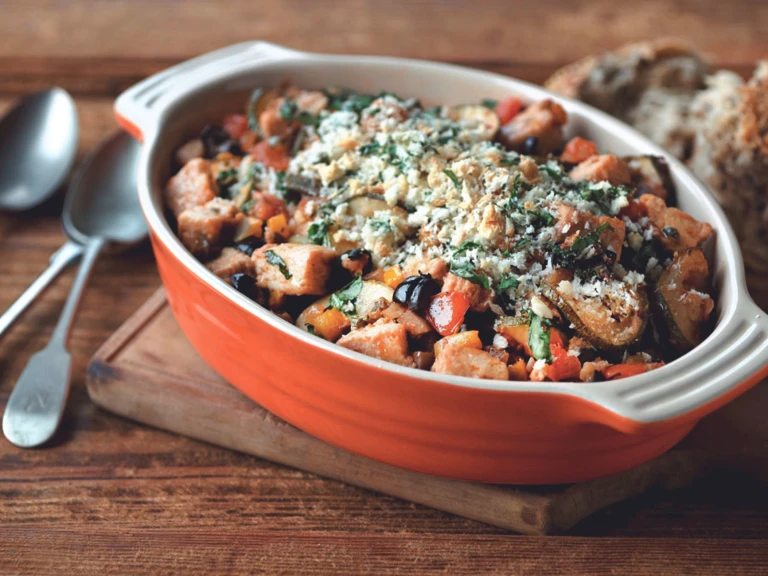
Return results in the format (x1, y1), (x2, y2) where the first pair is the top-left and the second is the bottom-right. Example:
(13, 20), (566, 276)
(86, 358), (563, 536)
(90, 288), (167, 364)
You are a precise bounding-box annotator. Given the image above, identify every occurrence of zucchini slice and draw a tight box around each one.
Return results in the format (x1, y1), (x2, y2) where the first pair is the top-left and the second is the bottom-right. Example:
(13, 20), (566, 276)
(652, 248), (714, 352)
(542, 280), (648, 352)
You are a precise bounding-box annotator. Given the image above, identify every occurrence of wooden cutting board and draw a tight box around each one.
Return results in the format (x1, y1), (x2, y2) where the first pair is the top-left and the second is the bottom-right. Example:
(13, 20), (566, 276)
(85, 289), (768, 535)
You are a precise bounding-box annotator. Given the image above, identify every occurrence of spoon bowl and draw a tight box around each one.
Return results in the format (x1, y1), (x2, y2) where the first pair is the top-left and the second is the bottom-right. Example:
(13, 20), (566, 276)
(0, 88), (79, 211)
(64, 131), (147, 246)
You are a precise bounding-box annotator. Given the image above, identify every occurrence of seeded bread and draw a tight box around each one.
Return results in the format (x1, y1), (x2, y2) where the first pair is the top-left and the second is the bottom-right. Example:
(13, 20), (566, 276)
(546, 41), (768, 272)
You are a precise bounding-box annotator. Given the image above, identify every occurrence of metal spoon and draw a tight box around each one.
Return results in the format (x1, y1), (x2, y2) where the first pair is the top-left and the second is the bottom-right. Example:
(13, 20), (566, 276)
(0, 88), (79, 211)
(3, 131), (146, 448)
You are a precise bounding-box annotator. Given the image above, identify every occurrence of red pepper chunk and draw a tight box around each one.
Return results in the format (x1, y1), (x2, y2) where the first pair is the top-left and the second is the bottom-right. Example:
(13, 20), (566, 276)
(252, 140), (291, 171)
(560, 137), (599, 164)
(223, 114), (250, 139)
(426, 292), (471, 336)
(603, 363), (650, 380)
(495, 96), (523, 125)
(546, 346), (581, 382)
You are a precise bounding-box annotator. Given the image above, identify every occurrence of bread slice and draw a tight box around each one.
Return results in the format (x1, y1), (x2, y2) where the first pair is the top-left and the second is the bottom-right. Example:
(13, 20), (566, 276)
(545, 39), (709, 159)
(687, 64), (768, 271)
(546, 41), (768, 272)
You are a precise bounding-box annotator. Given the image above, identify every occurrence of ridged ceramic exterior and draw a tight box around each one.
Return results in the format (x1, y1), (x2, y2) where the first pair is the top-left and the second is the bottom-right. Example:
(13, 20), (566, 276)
(115, 42), (768, 483)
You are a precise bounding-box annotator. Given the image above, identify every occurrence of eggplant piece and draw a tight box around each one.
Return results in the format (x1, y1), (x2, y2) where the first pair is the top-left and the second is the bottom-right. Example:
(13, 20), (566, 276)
(447, 105), (500, 141)
(296, 280), (394, 331)
(624, 155), (676, 203)
(541, 281), (648, 352)
(652, 248), (714, 352)
(285, 173), (322, 196)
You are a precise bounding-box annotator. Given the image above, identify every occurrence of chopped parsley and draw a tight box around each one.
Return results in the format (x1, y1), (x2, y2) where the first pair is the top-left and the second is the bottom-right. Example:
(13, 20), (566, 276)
(481, 98), (498, 110)
(550, 222), (613, 269)
(265, 250), (292, 279)
(279, 98), (298, 120)
(528, 314), (551, 362)
(216, 168), (237, 188)
(450, 260), (491, 290)
(297, 111), (320, 127)
(529, 209), (555, 227)
(307, 220), (333, 247)
(575, 181), (631, 215)
(328, 275), (364, 316)
(247, 88), (264, 134)
(443, 169), (461, 189)
(240, 198), (256, 214)
(359, 141), (382, 156)
(498, 275), (520, 292)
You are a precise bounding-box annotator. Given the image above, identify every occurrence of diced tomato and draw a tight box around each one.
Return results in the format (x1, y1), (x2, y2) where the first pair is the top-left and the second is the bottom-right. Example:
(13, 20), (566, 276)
(548, 328), (568, 350)
(426, 292), (471, 336)
(383, 265), (406, 289)
(495, 96), (523, 125)
(603, 363), (650, 380)
(561, 137), (599, 164)
(546, 346), (582, 382)
(246, 192), (288, 221)
(223, 114), (250, 139)
(251, 140), (291, 170)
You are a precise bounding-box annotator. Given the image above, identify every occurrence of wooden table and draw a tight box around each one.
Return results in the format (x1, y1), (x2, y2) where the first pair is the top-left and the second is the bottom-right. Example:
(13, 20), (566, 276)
(2, 2), (768, 573)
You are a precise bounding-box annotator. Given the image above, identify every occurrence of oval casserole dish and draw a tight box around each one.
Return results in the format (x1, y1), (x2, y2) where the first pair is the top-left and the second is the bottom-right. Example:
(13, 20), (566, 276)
(115, 42), (768, 484)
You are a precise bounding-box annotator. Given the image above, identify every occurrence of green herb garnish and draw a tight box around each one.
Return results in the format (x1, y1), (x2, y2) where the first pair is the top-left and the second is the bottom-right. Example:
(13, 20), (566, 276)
(307, 220), (333, 247)
(481, 98), (498, 110)
(498, 275), (520, 292)
(528, 314), (551, 361)
(216, 168), (237, 188)
(247, 88), (264, 134)
(514, 237), (530, 250)
(279, 98), (298, 120)
(265, 250), (292, 279)
(450, 261), (491, 290)
(328, 275), (364, 316)
(297, 111), (319, 127)
(443, 169), (461, 189)
(240, 198), (256, 214)
(359, 141), (382, 155)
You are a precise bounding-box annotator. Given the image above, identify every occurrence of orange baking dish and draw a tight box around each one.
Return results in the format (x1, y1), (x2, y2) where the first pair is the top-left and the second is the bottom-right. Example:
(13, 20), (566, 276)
(115, 42), (768, 484)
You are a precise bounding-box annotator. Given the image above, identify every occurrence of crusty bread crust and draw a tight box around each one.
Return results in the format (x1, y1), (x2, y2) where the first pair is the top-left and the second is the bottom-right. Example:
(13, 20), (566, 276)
(546, 41), (768, 272)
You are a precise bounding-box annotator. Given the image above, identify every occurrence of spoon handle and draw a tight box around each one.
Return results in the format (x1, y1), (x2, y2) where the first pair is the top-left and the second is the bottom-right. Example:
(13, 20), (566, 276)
(0, 240), (84, 341)
(3, 237), (105, 448)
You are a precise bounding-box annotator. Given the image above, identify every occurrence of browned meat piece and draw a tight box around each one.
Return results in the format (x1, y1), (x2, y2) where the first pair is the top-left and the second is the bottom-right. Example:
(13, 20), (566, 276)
(206, 247), (255, 278)
(337, 322), (415, 367)
(252, 243), (337, 296)
(177, 198), (243, 258)
(569, 154), (631, 186)
(432, 344), (509, 380)
(441, 272), (493, 312)
(639, 194), (714, 251)
(498, 99), (567, 155)
(165, 158), (219, 218)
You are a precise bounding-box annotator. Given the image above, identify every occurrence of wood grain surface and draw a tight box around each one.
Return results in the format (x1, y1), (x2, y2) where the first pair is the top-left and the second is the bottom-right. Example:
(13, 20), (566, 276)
(1, 1), (768, 574)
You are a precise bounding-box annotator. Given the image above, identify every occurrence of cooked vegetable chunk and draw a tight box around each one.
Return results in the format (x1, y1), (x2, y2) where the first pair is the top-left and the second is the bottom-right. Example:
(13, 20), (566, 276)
(253, 243), (337, 296)
(178, 198), (243, 258)
(337, 322), (415, 367)
(206, 247), (255, 278)
(653, 248), (715, 351)
(639, 194), (714, 251)
(441, 272), (494, 312)
(624, 155), (675, 201)
(498, 99), (567, 155)
(569, 154), (631, 186)
(431, 344), (509, 380)
(165, 158), (219, 217)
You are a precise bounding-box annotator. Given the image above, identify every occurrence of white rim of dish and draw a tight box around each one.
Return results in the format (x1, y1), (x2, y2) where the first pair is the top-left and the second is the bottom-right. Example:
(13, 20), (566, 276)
(115, 41), (768, 425)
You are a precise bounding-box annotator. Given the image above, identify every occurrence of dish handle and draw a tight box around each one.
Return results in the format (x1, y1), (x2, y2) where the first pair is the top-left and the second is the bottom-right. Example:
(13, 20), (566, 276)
(604, 296), (768, 427)
(114, 41), (303, 142)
